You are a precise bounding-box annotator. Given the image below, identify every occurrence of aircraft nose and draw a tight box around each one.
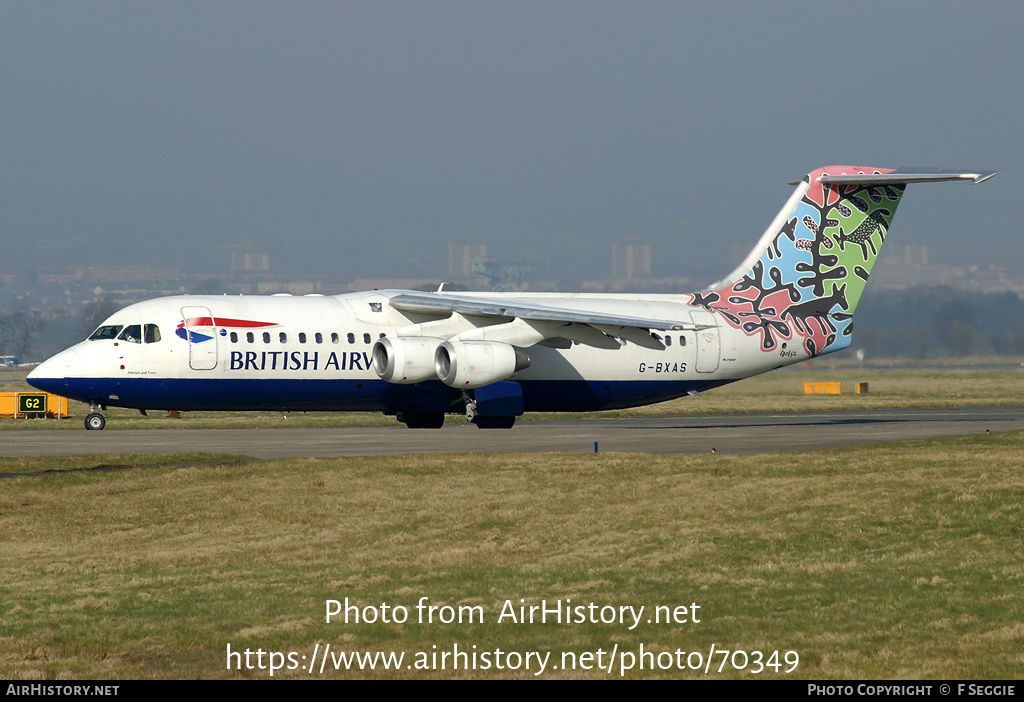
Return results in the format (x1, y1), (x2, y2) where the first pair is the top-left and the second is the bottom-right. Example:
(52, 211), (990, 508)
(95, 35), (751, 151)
(26, 349), (81, 393)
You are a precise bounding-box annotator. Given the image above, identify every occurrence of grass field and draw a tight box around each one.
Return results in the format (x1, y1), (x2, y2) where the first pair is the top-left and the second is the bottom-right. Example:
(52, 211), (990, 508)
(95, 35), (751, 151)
(3, 359), (1024, 430)
(2, 433), (1023, 679)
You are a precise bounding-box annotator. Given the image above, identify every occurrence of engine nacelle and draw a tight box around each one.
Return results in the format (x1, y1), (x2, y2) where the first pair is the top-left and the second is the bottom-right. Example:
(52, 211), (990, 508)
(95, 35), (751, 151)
(372, 336), (445, 384)
(434, 340), (531, 389)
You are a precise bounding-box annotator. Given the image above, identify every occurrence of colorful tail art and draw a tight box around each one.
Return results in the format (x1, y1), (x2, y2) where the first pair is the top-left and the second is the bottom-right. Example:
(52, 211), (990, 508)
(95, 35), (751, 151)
(689, 166), (997, 357)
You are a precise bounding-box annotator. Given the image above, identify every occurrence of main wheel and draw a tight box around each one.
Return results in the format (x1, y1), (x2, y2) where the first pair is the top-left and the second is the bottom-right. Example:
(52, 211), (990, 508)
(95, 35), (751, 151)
(399, 411), (445, 429)
(85, 412), (106, 431)
(472, 415), (516, 429)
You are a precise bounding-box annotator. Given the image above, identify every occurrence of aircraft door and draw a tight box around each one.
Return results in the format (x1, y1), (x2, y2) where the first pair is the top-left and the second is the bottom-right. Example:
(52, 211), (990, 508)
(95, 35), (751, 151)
(690, 310), (720, 373)
(180, 306), (218, 370)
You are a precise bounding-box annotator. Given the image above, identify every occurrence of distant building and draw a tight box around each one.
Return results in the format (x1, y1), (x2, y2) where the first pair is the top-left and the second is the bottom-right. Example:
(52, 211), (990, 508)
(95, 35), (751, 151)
(231, 251), (270, 272)
(611, 242), (651, 279)
(448, 242), (488, 278)
(73, 266), (181, 284)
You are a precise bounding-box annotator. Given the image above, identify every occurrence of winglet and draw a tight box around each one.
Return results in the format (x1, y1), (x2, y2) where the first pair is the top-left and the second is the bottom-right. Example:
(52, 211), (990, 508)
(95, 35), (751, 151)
(971, 170), (1002, 184)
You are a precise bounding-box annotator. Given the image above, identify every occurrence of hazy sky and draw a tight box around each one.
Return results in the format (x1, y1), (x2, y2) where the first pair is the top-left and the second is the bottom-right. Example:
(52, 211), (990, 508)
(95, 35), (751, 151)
(2, 1), (1020, 285)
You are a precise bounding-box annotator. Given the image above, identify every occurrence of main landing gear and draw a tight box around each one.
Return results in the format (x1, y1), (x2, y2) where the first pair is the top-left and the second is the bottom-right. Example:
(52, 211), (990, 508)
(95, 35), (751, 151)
(395, 408), (517, 429)
(464, 392), (516, 429)
(397, 411), (446, 429)
(471, 415), (516, 429)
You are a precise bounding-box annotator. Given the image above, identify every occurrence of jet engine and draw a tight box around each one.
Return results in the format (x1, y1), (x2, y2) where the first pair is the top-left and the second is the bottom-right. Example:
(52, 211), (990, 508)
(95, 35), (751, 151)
(372, 336), (445, 384)
(434, 340), (531, 389)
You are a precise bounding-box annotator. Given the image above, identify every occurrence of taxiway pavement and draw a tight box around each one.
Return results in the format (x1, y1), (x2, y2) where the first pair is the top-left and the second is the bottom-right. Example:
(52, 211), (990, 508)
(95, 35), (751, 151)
(2, 406), (1022, 460)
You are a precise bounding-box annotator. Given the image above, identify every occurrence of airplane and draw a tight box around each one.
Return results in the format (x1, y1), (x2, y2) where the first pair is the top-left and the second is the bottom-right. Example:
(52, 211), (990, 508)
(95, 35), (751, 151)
(27, 165), (997, 431)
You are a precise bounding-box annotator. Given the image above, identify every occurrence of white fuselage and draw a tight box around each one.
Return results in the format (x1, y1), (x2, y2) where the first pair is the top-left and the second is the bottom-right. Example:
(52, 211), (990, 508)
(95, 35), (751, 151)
(27, 290), (801, 416)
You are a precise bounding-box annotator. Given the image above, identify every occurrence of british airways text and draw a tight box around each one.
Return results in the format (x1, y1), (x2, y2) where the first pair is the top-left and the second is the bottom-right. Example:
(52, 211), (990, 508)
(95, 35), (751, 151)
(229, 351), (371, 372)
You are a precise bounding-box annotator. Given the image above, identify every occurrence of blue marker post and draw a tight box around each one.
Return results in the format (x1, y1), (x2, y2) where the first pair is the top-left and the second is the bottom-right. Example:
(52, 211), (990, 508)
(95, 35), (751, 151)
(594, 441), (599, 453)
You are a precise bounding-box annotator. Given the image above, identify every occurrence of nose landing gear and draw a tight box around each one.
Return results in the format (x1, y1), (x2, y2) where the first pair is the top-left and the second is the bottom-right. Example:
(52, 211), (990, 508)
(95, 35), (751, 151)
(85, 403), (107, 430)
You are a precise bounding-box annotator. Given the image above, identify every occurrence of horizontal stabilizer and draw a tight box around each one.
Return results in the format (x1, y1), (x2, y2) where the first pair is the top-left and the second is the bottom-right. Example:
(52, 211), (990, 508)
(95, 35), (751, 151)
(817, 167), (1000, 185)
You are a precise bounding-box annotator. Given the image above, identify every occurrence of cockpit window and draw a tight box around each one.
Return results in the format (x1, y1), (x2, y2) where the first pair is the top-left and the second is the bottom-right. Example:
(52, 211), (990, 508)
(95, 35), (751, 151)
(144, 324), (161, 343)
(117, 324), (143, 343)
(89, 325), (123, 341)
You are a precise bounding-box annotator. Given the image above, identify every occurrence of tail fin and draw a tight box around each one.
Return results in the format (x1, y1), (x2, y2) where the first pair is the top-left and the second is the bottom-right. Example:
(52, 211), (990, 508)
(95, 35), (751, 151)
(691, 166), (997, 357)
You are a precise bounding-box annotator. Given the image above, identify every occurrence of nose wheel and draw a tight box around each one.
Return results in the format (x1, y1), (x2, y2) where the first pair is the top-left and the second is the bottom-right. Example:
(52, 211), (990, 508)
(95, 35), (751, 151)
(85, 411), (106, 431)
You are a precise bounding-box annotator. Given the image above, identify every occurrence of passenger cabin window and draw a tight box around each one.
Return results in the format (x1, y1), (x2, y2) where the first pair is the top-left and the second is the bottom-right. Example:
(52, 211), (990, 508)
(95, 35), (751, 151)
(347, 333), (355, 344)
(280, 332), (287, 343)
(665, 336), (672, 347)
(315, 333), (323, 344)
(332, 333), (340, 344)
(117, 325), (142, 343)
(263, 332), (271, 343)
(246, 332), (254, 343)
(144, 324), (161, 343)
(299, 333), (307, 344)
(363, 333), (371, 344)
(230, 332), (238, 343)
(89, 325), (122, 341)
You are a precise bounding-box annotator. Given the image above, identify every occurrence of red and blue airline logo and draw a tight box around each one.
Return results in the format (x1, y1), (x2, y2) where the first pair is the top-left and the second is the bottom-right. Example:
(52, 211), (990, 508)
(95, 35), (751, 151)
(175, 317), (277, 343)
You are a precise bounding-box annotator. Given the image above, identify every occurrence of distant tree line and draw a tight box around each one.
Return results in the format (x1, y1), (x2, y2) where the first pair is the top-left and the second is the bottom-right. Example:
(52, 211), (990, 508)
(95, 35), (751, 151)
(853, 285), (1024, 359)
(0, 298), (120, 364)
(0, 310), (44, 363)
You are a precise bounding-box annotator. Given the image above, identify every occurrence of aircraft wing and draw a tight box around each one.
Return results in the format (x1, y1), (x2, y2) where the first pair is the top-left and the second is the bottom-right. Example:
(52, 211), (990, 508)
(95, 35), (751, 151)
(389, 293), (686, 330)
(387, 292), (693, 350)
